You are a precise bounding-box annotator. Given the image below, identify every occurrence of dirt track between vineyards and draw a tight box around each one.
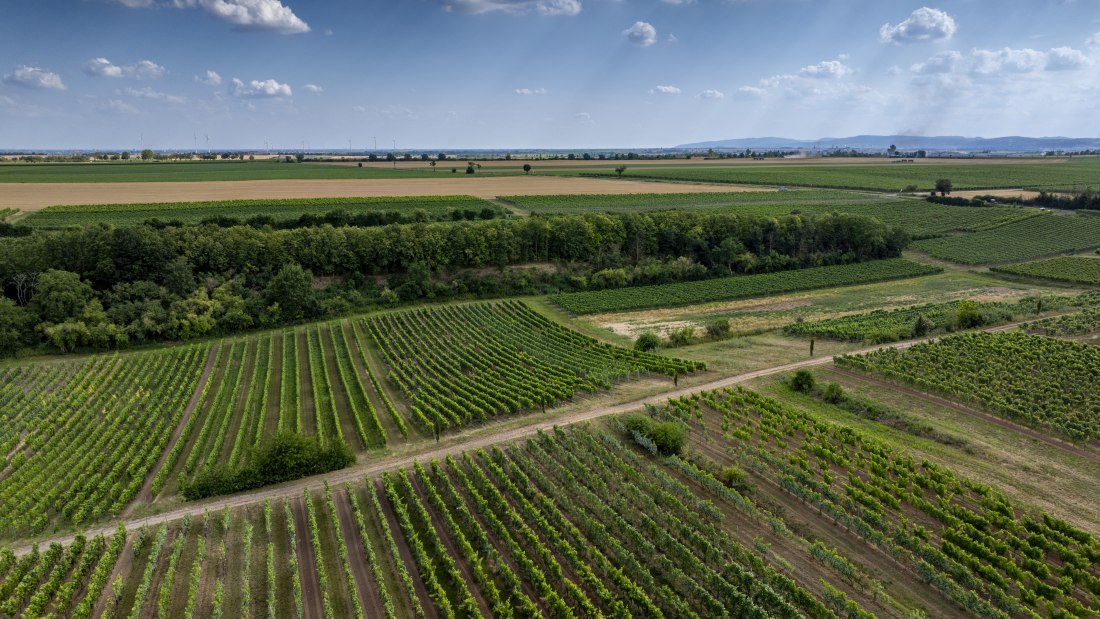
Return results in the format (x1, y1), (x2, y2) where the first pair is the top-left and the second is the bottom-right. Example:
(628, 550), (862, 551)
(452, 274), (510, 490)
(0, 177), (765, 213)
(8, 318), (1095, 557)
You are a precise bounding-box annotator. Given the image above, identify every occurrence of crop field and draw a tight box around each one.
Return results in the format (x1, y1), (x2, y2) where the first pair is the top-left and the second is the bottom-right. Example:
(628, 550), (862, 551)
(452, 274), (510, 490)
(365, 301), (703, 433)
(155, 322), (407, 497)
(658, 386), (1100, 618)
(783, 295), (1091, 343)
(912, 214), (1100, 264)
(992, 256), (1100, 285)
(587, 158), (1100, 192)
(1022, 307), (1100, 339)
(551, 258), (941, 315)
(837, 331), (1100, 442)
(20, 195), (503, 228)
(0, 345), (210, 536)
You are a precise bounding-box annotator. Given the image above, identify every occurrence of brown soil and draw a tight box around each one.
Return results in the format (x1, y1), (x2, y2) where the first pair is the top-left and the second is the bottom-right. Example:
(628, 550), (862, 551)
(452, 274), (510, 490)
(127, 345), (220, 511)
(318, 326), (363, 450)
(831, 367), (1100, 465)
(333, 488), (387, 619)
(291, 497), (326, 619)
(1, 177), (768, 213)
(91, 535), (133, 619)
(373, 479), (439, 619)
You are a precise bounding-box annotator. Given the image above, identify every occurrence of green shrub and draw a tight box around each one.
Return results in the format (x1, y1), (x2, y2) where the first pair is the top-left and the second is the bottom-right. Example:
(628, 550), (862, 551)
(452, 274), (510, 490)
(790, 369), (816, 392)
(956, 300), (983, 329)
(619, 414), (688, 456)
(668, 327), (695, 346)
(823, 382), (845, 404)
(634, 332), (660, 352)
(705, 319), (731, 338)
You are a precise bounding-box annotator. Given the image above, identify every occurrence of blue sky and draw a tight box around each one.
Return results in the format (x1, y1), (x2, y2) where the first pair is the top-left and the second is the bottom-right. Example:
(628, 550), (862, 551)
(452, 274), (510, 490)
(1, 0), (1099, 149)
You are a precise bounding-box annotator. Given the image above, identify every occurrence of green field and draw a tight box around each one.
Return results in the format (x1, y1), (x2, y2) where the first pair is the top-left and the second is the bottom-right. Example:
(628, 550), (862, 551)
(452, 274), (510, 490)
(912, 214), (1100, 264)
(992, 255), (1100, 285)
(838, 331), (1100, 441)
(551, 258), (942, 315)
(584, 158), (1100, 192)
(21, 195), (502, 227)
(1022, 307), (1100, 338)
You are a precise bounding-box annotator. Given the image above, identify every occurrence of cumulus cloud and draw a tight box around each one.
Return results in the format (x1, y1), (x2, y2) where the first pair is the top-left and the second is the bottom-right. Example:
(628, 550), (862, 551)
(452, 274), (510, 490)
(574, 111), (594, 124)
(1089, 32), (1100, 47)
(84, 58), (165, 79)
(660, 0), (695, 4)
(880, 7), (957, 44)
(3, 66), (66, 90)
(697, 89), (725, 99)
(439, 0), (581, 16)
(111, 0), (309, 33)
(231, 78), (292, 97)
(915, 47), (1094, 76)
(623, 21), (657, 47)
(102, 98), (140, 114)
(195, 70), (222, 85)
(1045, 46), (1092, 70)
(651, 85), (681, 94)
(514, 87), (548, 95)
(381, 104), (417, 120)
(799, 60), (853, 79)
(84, 58), (124, 78)
(303, 83), (323, 93)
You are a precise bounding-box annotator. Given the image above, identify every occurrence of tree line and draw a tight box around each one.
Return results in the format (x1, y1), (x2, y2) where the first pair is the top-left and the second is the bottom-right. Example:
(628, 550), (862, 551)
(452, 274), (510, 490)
(0, 210), (906, 357)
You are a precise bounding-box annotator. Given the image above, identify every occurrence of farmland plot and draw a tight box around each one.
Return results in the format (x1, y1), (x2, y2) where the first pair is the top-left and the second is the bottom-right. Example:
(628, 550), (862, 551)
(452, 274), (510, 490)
(912, 215), (1100, 264)
(993, 256), (1100, 285)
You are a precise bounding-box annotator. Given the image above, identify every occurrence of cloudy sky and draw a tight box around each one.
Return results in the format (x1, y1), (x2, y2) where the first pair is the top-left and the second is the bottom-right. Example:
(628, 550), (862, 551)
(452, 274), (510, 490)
(1, 0), (1099, 149)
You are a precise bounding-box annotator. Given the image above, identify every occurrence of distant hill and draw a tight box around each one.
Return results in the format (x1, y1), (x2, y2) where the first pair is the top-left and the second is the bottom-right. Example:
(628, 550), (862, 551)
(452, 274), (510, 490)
(676, 135), (1100, 153)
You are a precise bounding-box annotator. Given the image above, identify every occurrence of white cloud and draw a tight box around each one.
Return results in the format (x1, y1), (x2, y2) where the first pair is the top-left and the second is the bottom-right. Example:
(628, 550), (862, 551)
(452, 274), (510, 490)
(667, 34), (679, 44)
(623, 21), (657, 47)
(195, 70), (222, 86)
(351, 105), (367, 113)
(574, 111), (594, 124)
(439, 0), (581, 16)
(124, 86), (187, 104)
(83, 58), (165, 79)
(381, 104), (417, 120)
(910, 50), (962, 74)
(651, 85), (681, 95)
(303, 83), (323, 93)
(660, 0), (694, 4)
(697, 89), (725, 99)
(0, 96), (15, 107)
(514, 87), (548, 95)
(799, 60), (853, 79)
(2, 66), (66, 90)
(880, 7), (957, 44)
(737, 86), (767, 97)
(231, 78), (292, 97)
(84, 58), (124, 78)
(1089, 32), (1100, 47)
(1045, 46), (1092, 70)
(111, 0), (309, 33)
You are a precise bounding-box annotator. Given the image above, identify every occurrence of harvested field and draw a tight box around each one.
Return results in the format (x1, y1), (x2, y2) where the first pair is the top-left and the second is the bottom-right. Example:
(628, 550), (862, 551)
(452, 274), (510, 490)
(0, 177), (763, 213)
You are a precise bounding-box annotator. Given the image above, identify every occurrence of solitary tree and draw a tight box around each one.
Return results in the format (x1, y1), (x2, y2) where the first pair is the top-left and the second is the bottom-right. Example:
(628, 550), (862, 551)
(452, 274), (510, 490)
(935, 178), (953, 196)
(523, 164), (532, 175)
(140, 149), (154, 161)
(429, 160), (437, 172)
(615, 165), (628, 177)
(887, 144), (897, 157)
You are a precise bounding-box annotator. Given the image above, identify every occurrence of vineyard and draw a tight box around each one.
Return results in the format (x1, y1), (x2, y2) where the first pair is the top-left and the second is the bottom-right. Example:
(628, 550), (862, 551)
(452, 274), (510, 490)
(0, 345), (209, 537)
(0, 426), (887, 619)
(156, 321), (405, 497)
(22, 195), (503, 228)
(837, 331), (1100, 442)
(993, 256), (1100, 285)
(912, 215), (1100, 264)
(585, 159), (1100, 192)
(365, 301), (702, 433)
(506, 192), (1037, 239)
(783, 295), (1088, 343)
(1022, 307), (1100, 339)
(656, 386), (1100, 618)
(550, 258), (941, 315)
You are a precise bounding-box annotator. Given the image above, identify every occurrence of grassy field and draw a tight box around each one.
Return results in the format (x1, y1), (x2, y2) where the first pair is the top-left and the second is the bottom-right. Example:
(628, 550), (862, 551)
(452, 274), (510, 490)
(21, 195), (502, 227)
(912, 213), (1100, 264)
(584, 158), (1100, 192)
(551, 259), (941, 315)
(992, 255), (1100, 285)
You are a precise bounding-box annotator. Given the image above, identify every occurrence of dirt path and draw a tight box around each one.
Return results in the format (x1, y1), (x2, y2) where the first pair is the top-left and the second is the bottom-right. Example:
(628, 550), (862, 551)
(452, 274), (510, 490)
(334, 488), (388, 619)
(831, 367), (1100, 465)
(125, 345), (220, 513)
(291, 497), (326, 619)
(91, 535), (134, 619)
(7, 319), (1050, 556)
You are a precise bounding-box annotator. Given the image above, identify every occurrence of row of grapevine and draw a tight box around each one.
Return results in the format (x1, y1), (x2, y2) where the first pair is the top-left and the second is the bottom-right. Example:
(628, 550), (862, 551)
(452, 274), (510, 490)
(366, 300), (703, 433)
(993, 256), (1100, 285)
(0, 343), (209, 535)
(1022, 307), (1100, 338)
(837, 331), (1100, 441)
(656, 386), (1100, 617)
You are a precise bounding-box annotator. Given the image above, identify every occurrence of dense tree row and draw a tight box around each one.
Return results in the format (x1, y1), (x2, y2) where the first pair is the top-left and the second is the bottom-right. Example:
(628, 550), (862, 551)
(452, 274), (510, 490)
(0, 210), (904, 357)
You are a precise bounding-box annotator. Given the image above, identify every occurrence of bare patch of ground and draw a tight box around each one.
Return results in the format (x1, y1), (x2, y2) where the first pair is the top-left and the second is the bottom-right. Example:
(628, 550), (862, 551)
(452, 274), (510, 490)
(0, 177), (768, 213)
